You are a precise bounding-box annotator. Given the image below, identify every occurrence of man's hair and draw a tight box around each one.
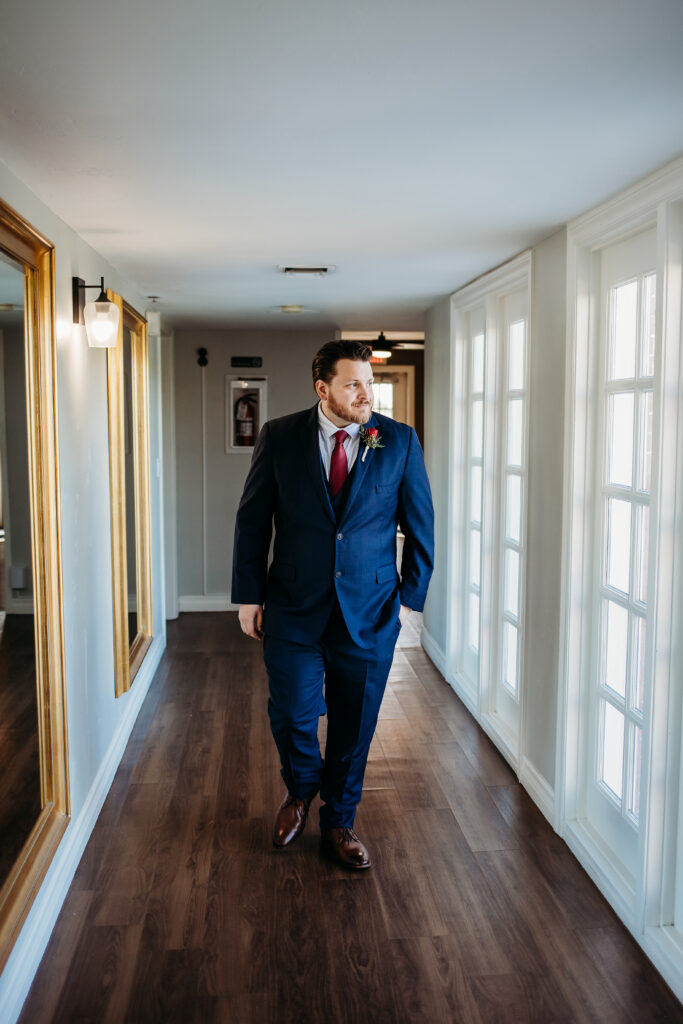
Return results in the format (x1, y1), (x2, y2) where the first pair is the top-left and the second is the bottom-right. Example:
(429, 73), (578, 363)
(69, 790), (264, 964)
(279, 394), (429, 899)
(312, 340), (372, 385)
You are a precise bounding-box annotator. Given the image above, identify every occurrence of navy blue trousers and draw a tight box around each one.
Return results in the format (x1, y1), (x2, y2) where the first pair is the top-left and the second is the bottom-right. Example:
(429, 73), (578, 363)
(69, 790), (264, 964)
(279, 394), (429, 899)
(263, 598), (398, 830)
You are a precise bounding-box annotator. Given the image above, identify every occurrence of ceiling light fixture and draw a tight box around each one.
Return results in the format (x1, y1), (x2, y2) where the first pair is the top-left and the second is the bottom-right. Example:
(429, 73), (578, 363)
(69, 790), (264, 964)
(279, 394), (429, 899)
(339, 331), (424, 343)
(72, 276), (120, 348)
(278, 265), (335, 277)
(371, 331), (392, 359)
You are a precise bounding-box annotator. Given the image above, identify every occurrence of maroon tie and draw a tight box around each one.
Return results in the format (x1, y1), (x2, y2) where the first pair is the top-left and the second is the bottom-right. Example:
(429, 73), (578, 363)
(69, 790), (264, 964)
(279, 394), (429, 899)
(329, 429), (349, 496)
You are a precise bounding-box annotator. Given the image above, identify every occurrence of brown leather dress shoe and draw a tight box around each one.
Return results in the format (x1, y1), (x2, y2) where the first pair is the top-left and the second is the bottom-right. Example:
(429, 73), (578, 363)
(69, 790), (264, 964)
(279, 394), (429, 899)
(273, 792), (311, 848)
(321, 827), (371, 870)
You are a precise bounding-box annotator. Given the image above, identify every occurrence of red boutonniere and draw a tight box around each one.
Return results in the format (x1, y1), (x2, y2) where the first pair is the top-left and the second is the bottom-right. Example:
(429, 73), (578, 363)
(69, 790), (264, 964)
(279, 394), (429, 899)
(360, 425), (385, 462)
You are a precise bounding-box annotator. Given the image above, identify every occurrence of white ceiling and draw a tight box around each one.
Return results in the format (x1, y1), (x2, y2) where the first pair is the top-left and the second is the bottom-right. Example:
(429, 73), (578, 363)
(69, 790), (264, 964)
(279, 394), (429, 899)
(1, 0), (682, 330)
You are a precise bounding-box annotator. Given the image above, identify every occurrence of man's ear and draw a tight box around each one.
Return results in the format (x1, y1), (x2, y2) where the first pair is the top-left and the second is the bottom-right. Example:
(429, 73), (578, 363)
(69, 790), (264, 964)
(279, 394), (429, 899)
(314, 379), (326, 400)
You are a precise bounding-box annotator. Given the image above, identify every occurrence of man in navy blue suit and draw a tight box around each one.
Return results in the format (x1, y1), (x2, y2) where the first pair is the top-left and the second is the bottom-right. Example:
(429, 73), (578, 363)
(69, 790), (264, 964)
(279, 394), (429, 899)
(232, 340), (434, 869)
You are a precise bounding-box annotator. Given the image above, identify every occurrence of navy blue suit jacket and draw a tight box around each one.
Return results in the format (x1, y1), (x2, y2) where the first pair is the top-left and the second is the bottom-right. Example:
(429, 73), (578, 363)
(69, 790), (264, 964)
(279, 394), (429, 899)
(231, 403), (434, 650)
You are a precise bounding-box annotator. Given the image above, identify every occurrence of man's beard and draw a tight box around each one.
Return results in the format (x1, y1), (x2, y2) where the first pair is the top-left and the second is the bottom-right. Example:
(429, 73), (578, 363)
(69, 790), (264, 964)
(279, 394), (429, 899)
(326, 392), (373, 425)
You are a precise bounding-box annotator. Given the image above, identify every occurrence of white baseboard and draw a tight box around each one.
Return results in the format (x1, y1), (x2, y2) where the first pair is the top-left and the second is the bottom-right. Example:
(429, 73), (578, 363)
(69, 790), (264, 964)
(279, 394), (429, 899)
(444, 668), (479, 720)
(420, 625), (446, 675)
(560, 818), (683, 1004)
(178, 593), (238, 612)
(519, 757), (555, 825)
(4, 596), (33, 614)
(643, 926), (683, 1005)
(562, 818), (636, 928)
(420, 627), (556, 828)
(0, 635), (165, 1024)
(481, 710), (519, 773)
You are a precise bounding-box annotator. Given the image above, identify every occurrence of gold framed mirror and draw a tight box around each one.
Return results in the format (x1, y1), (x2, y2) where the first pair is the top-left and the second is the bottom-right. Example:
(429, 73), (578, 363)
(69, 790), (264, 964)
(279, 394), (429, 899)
(0, 199), (69, 969)
(106, 294), (153, 696)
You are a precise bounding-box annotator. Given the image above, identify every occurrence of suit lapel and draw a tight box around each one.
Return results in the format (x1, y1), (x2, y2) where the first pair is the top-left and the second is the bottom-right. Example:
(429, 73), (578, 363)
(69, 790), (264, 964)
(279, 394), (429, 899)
(338, 411), (378, 525)
(302, 404), (336, 524)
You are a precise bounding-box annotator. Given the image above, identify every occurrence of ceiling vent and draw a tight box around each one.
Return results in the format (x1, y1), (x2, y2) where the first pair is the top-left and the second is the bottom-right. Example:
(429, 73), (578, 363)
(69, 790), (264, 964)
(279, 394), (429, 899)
(278, 265), (336, 277)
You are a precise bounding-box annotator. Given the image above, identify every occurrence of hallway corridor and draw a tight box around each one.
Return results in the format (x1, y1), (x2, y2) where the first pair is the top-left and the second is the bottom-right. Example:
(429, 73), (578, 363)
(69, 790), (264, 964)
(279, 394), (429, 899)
(20, 614), (683, 1023)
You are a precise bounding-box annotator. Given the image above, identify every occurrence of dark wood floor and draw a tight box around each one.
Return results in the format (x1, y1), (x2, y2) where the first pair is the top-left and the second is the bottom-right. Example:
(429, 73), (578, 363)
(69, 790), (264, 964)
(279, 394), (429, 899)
(0, 611), (41, 889)
(19, 612), (683, 1023)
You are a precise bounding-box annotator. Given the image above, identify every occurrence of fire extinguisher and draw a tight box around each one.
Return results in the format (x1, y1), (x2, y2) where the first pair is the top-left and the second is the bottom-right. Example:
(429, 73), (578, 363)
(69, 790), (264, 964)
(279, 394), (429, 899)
(235, 395), (255, 446)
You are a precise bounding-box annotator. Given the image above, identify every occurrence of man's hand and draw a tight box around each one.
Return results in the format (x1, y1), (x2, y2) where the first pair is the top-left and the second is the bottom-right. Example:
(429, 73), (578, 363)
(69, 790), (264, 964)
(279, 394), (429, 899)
(399, 604), (413, 627)
(239, 604), (264, 639)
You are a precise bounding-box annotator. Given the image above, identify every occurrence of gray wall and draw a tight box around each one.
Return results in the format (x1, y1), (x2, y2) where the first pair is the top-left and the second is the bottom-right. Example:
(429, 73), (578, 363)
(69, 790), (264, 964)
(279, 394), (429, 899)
(174, 328), (335, 601)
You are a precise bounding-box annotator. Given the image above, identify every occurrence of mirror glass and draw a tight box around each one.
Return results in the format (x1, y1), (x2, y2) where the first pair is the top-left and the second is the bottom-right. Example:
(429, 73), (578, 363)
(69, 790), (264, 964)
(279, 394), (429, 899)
(0, 249), (41, 890)
(107, 298), (152, 696)
(123, 326), (138, 648)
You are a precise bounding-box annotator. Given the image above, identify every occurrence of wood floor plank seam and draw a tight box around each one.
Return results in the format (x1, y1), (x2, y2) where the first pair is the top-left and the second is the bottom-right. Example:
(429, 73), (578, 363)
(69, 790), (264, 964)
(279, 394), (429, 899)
(17, 612), (683, 1024)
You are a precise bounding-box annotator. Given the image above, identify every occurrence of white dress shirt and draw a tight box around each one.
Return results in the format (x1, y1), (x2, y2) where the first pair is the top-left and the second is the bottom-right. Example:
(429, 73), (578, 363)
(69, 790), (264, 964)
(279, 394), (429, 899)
(317, 401), (362, 480)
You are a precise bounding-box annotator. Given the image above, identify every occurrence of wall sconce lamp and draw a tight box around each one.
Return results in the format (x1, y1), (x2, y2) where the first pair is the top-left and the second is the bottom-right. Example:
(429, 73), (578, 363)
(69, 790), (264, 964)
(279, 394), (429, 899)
(72, 276), (120, 348)
(371, 331), (392, 360)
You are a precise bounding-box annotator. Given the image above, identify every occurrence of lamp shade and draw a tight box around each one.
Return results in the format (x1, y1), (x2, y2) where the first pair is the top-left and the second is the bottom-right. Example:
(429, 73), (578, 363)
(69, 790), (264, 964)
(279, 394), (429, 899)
(372, 330), (392, 359)
(84, 294), (119, 347)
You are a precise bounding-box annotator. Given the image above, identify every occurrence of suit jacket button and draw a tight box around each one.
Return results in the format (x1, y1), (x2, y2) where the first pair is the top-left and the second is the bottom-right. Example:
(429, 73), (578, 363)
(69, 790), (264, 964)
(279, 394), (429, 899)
(336, 533), (343, 540)
(334, 570), (342, 578)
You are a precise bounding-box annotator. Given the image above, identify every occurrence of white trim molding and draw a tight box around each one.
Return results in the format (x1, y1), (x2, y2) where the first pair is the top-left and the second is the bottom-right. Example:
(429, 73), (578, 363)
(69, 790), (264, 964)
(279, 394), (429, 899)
(420, 624), (446, 677)
(557, 153), (683, 1001)
(179, 593), (236, 612)
(0, 635), (165, 1024)
(519, 757), (555, 826)
(2, 596), (34, 614)
(447, 250), (533, 778)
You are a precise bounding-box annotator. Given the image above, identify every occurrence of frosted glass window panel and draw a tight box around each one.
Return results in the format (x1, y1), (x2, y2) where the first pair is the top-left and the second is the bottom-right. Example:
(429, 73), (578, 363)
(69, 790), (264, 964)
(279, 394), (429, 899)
(603, 600), (628, 699)
(609, 279), (637, 381)
(633, 615), (647, 715)
(638, 391), (653, 493)
(600, 700), (625, 801)
(507, 399), (523, 468)
(468, 593), (480, 652)
(505, 473), (522, 543)
(375, 382), (394, 417)
(608, 392), (634, 487)
(471, 400), (483, 459)
(606, 498), (632, 595)
(628, 725), (642, 821)
(508, 320), (526, 391)
(636, 504), (649, 605)
(642, 273), (656, 378)
(470, 465), (482, 523)
(503, 621), (518, 694)
(472, 332), (485, 393)
(504, 548), (520, 618)
(469, 529), (481, 588)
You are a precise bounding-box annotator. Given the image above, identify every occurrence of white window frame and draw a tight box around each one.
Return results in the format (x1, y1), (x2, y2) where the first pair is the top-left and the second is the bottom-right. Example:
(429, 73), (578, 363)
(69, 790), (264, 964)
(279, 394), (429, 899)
(496, 302), (530, 724)
(463, 312), (486, 689)
(446, 251), (532, 771)
(557, 156), (683, 1002)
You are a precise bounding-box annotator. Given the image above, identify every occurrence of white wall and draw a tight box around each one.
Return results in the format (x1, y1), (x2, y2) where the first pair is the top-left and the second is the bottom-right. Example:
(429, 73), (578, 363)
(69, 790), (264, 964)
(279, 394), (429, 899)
(0, 159), (166, 1022)
(422, 296), (451, 657)
(174, 328), (335, 607)
(524, 229), (566, 786)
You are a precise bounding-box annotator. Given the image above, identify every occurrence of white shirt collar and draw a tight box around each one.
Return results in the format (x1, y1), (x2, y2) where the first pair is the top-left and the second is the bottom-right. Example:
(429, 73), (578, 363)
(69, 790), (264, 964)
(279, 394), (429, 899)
(317, 401), (361, 439)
